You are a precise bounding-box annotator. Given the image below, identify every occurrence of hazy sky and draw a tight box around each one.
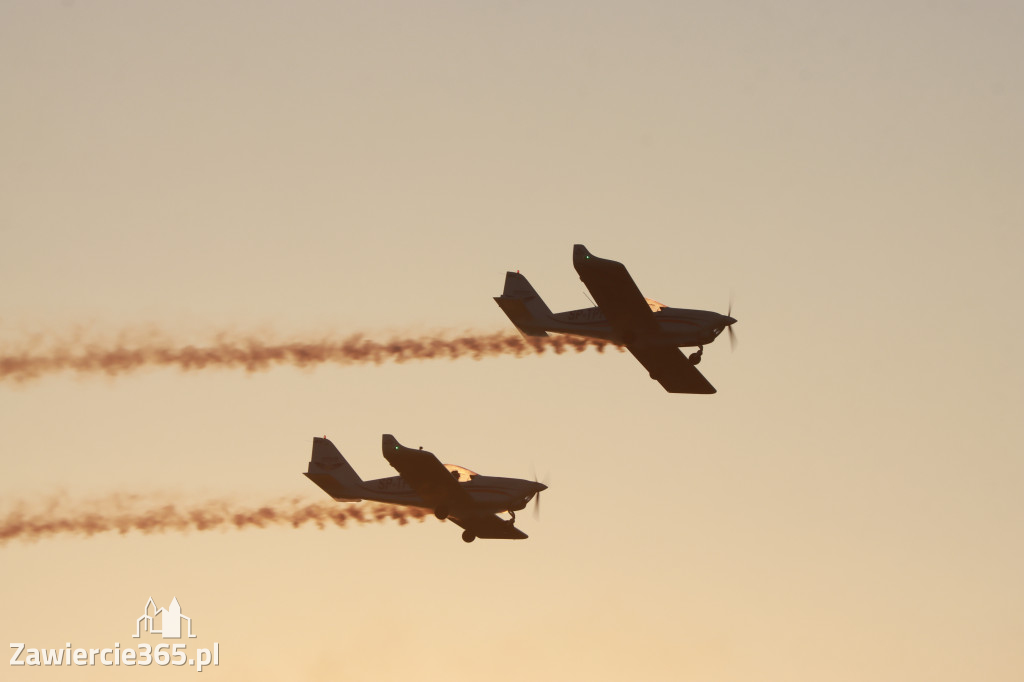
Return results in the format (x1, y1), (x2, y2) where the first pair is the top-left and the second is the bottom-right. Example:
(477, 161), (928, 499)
(2, 2), (1022, 681)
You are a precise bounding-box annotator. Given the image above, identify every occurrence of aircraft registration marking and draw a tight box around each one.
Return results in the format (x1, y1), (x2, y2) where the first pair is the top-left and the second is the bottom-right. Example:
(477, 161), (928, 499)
(563, 308), (603, 322)
(374, 478), (410, 491)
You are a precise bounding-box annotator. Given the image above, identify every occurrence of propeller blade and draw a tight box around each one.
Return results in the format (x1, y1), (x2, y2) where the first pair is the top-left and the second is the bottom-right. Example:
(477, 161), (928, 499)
(726, 292), (737, 351)
(530, 467), (548, 520)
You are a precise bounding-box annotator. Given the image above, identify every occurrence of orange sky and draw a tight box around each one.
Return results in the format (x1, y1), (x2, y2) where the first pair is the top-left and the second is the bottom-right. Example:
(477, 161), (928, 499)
(1, 2), (1022, 680)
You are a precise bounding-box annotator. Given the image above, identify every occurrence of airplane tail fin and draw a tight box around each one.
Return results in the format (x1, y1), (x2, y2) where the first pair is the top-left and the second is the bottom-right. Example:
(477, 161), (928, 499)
(303, 437), (364, 501)
(493, 271), (552, 337)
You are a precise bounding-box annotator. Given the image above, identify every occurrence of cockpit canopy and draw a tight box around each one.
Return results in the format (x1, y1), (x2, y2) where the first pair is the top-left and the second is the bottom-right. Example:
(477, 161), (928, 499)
(645, 297), (668, 312)
(444, 464), (478, 482)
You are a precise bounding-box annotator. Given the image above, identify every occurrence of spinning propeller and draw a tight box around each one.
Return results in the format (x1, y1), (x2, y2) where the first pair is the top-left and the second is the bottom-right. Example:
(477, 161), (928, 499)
(531, 467), (549, 520)
(726, 294), (738, 351)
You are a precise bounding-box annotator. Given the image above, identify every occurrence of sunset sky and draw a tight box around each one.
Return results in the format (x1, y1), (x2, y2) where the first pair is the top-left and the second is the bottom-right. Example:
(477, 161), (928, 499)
(2, 2), (1022, 680)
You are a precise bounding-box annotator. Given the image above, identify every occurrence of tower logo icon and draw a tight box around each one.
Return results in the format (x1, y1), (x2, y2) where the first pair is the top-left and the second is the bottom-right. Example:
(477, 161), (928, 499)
(133, 597), (197, 639)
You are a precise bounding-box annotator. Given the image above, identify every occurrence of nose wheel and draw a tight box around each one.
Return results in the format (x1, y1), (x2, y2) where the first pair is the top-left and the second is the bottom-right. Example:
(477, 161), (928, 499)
(688, 346), (704, 365)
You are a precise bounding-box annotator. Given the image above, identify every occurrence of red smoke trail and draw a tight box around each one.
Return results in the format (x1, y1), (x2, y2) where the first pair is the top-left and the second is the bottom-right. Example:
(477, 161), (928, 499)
(0, 496), (429, 546)
(0, 330), (621, 383)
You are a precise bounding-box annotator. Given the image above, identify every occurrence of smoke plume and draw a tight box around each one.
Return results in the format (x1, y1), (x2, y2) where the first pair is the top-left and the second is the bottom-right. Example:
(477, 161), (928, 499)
(0, 496), (430, 546)
(0, 330), (620, 383)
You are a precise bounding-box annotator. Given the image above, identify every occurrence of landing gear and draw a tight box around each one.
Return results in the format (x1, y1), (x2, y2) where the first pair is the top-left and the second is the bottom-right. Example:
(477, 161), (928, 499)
(688, 346), (704, 365)
(434, 507), (449, 520)
(508, 510), (516, 524)
(461, 530), (475, 543)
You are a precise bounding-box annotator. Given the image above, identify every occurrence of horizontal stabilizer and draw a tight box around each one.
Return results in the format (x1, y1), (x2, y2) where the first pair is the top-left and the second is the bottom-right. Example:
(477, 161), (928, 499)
(303, 472), (361, 501)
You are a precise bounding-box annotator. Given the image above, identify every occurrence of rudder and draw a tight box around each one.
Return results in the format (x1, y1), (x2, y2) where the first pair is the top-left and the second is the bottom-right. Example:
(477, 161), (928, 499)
(494, 272), (552, 337)
(304, 437), (364, 501)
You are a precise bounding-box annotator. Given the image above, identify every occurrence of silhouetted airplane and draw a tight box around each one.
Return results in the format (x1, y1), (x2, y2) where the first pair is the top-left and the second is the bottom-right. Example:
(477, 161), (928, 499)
(494, 244), (737, 394)
(304, 435), (546, 543)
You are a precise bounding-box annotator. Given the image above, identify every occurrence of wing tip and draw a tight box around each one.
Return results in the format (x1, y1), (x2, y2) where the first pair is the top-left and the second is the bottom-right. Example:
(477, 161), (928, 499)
(664, 386), (717, 395)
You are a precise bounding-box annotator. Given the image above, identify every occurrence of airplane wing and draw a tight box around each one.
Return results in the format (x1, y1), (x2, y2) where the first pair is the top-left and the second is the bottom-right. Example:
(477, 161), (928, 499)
(382, 435), (474, 510)
(572, 244), (661, 338)
(627, 344), (717, 394)
(449, 513), (528, 540)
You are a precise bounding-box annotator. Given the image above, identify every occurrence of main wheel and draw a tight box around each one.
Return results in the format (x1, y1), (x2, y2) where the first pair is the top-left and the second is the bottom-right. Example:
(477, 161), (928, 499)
(434, 507), (449, 520)
(688, 352), (702, 365)
(461, 530), (476, 543)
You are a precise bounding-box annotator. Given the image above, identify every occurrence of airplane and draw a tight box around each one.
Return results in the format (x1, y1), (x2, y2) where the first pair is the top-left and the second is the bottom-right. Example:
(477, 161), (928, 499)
(494, 244), (737, 394)
(303, 434), (547, 543)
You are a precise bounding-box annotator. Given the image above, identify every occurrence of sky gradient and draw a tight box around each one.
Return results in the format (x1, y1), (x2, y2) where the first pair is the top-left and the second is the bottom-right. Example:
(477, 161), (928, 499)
(2, 2), (1022, 680)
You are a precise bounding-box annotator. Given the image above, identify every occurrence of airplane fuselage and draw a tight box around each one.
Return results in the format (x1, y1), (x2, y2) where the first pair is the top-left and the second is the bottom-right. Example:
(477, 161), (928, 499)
(337, 475), (540, 515)
(542, 306), (730, 347)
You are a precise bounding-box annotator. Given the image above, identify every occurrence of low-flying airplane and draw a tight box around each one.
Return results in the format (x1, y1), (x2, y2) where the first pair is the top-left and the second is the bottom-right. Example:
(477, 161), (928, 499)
(303, 434), (546, 543)
(494, 244), (737, 394)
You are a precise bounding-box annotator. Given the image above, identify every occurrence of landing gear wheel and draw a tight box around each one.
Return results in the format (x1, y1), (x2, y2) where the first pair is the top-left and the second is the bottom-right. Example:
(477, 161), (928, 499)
(508, 510), (516, 523)
(689, 346), (704, 365)
(461, 530), (475, 543)
(434, 507), (449, 520)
